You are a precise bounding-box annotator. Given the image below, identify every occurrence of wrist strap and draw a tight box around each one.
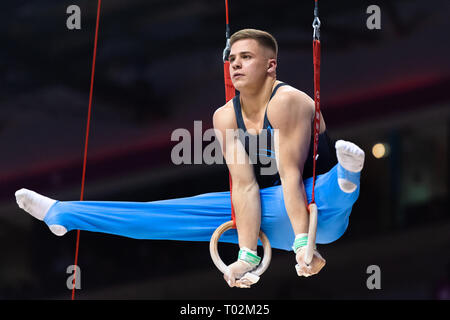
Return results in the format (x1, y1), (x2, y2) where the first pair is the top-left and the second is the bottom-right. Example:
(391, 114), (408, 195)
(293, 233), (317, 253)
(238, 247), (261, 267)
(293, 234), (308, 252)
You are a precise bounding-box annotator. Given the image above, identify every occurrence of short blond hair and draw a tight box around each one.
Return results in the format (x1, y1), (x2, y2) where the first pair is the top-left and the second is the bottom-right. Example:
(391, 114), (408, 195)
(230, 29), (278, 58)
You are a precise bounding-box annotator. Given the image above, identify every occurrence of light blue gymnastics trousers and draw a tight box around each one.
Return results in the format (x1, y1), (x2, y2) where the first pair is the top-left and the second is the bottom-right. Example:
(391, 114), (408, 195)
(43, 163), (360, 251)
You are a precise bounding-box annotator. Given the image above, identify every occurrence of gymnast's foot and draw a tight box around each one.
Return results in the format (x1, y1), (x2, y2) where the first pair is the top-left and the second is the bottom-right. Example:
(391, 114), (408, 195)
(15, 188), (67, 236)
(335, 140), (365, 193)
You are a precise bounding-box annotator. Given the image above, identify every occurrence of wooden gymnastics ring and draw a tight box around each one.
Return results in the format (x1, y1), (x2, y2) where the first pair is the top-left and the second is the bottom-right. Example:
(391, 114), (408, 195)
(209, 220), (272, 287)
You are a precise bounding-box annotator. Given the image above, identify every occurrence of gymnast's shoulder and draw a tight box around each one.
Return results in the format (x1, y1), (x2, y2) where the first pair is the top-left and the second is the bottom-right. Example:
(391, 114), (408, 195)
(212, 99), (237, 130)
(268, 84), (315, 122)
(271, 83), (314, 108)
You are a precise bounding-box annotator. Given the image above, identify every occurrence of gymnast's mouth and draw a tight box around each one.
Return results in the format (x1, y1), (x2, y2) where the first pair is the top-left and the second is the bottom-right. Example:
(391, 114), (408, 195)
(233, 73), (244, 79)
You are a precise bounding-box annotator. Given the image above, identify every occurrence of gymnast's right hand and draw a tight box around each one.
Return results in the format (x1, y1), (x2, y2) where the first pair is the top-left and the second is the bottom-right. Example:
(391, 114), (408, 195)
(223, 259), (256, 287)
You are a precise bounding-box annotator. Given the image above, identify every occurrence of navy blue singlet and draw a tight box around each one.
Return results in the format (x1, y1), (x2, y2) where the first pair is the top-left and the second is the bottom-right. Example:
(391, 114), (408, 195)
(232, 82), (338, 188)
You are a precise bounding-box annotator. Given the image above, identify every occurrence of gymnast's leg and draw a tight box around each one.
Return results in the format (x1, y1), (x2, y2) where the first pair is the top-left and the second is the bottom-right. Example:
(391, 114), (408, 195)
(308, 139), (364, 241)
(15, 140), (364, 243)
(294, 139), (365, 276)
(335, 139), (365, 193)
(15, 189), (234, 242)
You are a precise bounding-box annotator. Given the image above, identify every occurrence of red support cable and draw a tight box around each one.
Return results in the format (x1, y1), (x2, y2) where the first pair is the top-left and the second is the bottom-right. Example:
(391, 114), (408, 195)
(223, 61), (235, 103)
(71, 0), (102, 300)
(311, 39), (320, 203)
(225, 0), (230, 25)
(223, 0), (237, 228)
(310, 0), (321, 204)
(224, 60), (236, 227)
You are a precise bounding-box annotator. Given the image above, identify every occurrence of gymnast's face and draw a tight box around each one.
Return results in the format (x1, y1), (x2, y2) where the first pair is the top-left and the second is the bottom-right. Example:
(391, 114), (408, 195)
(229, 39), (277, 92)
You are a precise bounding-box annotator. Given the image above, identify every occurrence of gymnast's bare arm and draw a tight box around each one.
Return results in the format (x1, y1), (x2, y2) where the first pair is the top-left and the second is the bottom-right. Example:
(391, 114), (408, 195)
(268, 86), (326, 275)
(268, 87), (313, 235)
(213, 102), (261, 251)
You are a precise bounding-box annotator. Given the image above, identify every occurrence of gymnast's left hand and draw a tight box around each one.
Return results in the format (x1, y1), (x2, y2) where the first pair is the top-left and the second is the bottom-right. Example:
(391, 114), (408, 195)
(295, 247), (326, 277)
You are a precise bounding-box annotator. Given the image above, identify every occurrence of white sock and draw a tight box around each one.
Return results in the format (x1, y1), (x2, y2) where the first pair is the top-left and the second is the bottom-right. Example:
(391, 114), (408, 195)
(48, 224), (68, 236)
(335, 140), (365, 193)
(15, 188), (67, 236)
(15, 188), (56, 221)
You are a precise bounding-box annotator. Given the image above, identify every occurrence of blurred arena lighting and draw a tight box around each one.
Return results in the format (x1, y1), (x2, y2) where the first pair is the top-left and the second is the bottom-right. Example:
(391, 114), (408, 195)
(372, 143), (390, 159)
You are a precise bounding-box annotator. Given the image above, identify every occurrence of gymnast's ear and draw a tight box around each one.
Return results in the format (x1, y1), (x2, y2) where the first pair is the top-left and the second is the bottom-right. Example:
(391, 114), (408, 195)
(267, 58), (277, 74)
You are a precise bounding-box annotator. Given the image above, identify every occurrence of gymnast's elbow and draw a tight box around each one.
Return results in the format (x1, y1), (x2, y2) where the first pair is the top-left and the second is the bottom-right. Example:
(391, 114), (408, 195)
(231, 177), (259, 197)
(279, 168), (303, 190)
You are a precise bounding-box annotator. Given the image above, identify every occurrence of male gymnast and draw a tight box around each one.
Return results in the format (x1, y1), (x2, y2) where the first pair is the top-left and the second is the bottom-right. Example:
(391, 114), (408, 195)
(15, 29), (365, 288)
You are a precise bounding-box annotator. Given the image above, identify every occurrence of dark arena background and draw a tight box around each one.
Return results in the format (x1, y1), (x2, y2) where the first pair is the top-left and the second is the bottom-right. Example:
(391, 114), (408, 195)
(1, 0), (449, 302)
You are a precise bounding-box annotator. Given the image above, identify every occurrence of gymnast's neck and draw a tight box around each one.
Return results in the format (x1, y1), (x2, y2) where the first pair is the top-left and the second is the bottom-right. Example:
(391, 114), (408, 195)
(238, 77), (279, 116)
